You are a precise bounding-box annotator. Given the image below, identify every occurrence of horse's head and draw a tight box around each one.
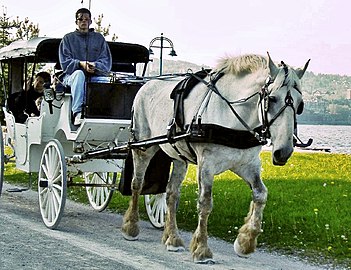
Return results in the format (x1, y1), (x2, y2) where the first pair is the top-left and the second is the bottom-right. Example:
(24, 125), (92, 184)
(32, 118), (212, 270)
(259, 53), (310, 165)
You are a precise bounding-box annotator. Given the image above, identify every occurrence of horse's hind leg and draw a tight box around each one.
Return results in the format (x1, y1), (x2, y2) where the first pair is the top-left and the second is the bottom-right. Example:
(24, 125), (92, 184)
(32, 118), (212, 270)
(162, 159), (187, 251)
(121, 147), (157, 240)
(233, 164), (268, 257)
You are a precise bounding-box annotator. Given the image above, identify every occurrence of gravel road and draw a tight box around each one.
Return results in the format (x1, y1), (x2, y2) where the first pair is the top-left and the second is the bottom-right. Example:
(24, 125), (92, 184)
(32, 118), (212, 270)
(0, 182), (338, 270)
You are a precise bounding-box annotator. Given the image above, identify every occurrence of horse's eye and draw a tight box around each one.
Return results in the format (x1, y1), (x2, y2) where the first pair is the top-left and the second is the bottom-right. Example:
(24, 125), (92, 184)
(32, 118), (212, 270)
(269, 96), (277, 103)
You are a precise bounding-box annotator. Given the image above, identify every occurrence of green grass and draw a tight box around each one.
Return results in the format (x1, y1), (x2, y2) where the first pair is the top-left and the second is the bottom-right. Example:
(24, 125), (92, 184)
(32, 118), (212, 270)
(2, 150), (351, 268)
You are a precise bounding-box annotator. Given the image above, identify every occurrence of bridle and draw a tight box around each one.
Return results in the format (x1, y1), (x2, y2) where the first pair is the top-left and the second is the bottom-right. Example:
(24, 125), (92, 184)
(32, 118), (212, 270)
(258, 61), (303, 142)
(192, 62), (304, 145)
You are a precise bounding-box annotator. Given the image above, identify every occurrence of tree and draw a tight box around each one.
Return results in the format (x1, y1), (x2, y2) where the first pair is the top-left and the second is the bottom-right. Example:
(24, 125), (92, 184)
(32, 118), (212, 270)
(93, 13), (118, 41)
(16, 17), (39, 41)
(0, 8), (39, 47)
(0, 8), (40, 114)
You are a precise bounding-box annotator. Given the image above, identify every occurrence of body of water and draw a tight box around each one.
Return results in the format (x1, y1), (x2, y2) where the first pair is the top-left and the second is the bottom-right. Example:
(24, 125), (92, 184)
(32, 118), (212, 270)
(296, 124), (351, 154)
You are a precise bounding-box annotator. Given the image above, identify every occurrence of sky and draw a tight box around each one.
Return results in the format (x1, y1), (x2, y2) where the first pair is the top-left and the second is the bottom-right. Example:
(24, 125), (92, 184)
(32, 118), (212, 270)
(1, 0), (351, 76)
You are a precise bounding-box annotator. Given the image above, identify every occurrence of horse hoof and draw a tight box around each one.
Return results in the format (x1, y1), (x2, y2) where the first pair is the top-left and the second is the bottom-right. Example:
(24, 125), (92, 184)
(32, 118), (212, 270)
(121, 231), (139, 241)
(194, 258), (215, 264)
(167, 245), (185, 252)
(233, 238), (251, 258)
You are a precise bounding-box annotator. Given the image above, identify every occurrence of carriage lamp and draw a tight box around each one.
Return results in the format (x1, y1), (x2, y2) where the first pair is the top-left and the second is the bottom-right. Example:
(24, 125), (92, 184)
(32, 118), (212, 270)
(149, 33), (177, 75)
(43, 85), (55, 114)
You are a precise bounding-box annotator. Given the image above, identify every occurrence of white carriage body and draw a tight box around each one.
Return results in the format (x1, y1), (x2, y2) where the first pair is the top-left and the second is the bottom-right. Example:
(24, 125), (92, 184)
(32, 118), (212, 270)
(0, 37), (149, 175)
(3, 94), (130, 173)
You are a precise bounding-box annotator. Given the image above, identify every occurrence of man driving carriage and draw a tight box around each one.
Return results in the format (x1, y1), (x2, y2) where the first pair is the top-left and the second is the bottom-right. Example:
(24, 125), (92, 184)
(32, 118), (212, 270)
(59, 8), (112, 126)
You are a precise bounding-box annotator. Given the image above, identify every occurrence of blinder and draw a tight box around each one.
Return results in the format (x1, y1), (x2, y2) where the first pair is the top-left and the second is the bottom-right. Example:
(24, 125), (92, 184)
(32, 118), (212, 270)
(297, 101), (304, 115)
(259, 62), (305, 142)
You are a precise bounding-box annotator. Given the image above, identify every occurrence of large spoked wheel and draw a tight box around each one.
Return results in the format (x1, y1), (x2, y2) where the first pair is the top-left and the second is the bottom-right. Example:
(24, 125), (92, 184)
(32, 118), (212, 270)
(84, 172), (117, 212)
(144, 193), (167, 229)
(0, 128), (4, 197)
(38, 139), (67, 229)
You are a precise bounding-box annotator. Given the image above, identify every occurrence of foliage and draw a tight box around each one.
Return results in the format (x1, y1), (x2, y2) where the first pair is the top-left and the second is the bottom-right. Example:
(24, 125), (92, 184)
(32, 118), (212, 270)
(93, 14), (118, 41)
(0, 11), (39, 47)
(15, 17), (39, 41)
(0, 8), (40, 120)
(302, 72), (351, 99)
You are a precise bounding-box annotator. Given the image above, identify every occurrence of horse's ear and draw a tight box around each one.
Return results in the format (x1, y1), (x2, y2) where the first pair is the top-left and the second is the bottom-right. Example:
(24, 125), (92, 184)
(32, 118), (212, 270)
(295, 59), (311, 79)
(267, 52), (279, 79)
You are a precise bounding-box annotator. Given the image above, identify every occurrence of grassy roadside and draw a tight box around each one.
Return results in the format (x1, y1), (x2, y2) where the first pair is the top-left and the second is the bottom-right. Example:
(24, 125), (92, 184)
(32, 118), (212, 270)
(2, 150), (350, 268)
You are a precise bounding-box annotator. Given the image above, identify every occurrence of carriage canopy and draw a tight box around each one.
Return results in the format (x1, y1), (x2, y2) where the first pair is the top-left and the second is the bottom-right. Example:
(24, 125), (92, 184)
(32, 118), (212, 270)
(0, 37), (150, 96)
(0, 37), (150, 70)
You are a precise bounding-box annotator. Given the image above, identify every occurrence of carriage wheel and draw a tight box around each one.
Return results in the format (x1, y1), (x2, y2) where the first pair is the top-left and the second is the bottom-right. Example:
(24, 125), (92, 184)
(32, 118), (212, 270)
(84, 172), (117, 212)
(38, 139), (67, 229)
(0, 128), (4, 197)
(144, 193), (167, 229)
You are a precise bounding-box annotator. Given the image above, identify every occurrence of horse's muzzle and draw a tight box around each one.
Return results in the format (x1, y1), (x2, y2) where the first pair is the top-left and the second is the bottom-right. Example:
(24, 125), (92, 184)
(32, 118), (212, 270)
(272, 148), (293, 166)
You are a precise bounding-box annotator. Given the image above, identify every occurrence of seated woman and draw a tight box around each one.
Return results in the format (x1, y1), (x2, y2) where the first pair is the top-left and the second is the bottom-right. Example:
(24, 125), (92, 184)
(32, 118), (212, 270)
(8, 71), (51, 123)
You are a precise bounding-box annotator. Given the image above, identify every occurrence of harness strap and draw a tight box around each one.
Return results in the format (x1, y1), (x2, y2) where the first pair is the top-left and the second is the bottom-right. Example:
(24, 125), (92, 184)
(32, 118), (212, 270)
(192, 72), (266, 143)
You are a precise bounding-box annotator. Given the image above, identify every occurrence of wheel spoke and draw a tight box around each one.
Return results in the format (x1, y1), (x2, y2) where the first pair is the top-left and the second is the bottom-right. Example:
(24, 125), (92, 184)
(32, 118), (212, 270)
(49, 194), (55, 223)
(52, 176), (63, 188)
(52, 161), (61, 179)
(40, 188), (49, 208)
(52, 188), (60, 215)
(100, 189), (106, 206)
(41, 161), (49, 179)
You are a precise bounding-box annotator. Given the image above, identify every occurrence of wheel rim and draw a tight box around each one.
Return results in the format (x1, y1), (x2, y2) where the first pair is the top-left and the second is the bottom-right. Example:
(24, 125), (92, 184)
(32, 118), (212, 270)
(38, 140), (67, 229)
(84, 172), (116, 212)
(144, 193), (167, 229)
(0, 128), (4, 197)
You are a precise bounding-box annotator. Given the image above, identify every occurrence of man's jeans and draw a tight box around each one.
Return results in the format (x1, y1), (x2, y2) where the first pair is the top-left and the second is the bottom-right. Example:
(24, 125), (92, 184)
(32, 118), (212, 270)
(63, 70), (110, 115)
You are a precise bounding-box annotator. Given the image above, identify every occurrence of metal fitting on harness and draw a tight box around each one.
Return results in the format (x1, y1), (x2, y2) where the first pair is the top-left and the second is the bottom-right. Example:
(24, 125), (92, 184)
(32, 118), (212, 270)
(190, 116), (204, 137)
(167, 118), (177, 143)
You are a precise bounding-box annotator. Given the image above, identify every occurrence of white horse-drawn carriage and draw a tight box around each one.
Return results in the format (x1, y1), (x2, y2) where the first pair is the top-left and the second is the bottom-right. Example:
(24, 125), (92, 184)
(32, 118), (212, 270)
(0, 37), (168, 229)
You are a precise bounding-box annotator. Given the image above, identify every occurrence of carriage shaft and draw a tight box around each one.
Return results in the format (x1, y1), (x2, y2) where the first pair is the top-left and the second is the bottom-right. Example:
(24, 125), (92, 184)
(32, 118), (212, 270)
(67, 182), (119, 188)
(80, 133), (191, 159)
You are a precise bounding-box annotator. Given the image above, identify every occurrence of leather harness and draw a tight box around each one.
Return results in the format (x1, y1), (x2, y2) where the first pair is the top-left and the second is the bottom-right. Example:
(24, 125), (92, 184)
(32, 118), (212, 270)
(166, 70), (265, 163)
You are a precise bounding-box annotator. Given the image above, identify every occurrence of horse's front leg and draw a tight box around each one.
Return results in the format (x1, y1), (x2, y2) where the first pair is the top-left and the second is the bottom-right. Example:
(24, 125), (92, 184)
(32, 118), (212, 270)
(189, 165), (214, 264)
(121, 149), (152, 241)
(121, 189), (140, 240)
(234, 172), (267, 257)
(162, 159), (187, 251)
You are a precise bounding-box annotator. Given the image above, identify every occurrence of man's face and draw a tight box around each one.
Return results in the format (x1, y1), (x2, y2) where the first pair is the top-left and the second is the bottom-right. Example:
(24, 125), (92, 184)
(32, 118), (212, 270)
(76, 13), (91, 32)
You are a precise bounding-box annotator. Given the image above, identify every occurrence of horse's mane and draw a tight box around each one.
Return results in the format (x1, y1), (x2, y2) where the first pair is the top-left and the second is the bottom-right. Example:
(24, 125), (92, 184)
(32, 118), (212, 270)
(215, 54), (267, 76)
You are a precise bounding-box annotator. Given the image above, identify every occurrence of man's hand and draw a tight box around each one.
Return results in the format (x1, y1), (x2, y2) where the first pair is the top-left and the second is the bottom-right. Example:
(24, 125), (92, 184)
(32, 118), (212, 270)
(80, 61), (95, 74)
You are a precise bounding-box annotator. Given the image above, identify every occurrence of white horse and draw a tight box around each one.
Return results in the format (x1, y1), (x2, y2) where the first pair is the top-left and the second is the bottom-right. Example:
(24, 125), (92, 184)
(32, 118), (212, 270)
(121, 53), (309, 263)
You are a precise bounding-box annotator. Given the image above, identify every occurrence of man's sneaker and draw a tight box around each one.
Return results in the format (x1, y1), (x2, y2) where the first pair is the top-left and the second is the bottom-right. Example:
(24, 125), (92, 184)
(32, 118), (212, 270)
(74, 112), (83, 126)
